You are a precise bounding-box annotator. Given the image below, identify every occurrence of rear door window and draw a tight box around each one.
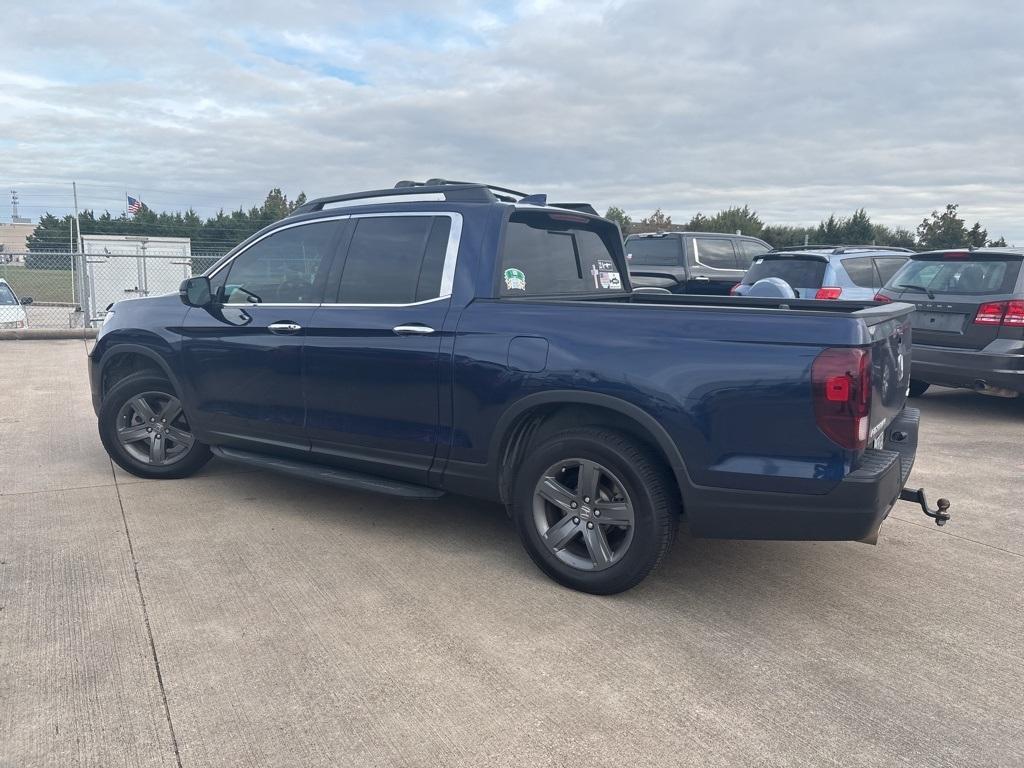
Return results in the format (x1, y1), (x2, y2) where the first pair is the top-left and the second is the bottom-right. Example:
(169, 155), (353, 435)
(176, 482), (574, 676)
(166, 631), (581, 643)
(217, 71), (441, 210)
(890, 258), (1021, 295)
(336, 215), (453, 304)
(694, 238), (739, 269)
(742, 256), (828, 288)
(500, 213), (623, 296)
(873, 257), (908, 285)
(737, 240), (771, 268)
(624, 237), (683, 267)
(842, 257), (880, 288)
(0, 283), (17, 305)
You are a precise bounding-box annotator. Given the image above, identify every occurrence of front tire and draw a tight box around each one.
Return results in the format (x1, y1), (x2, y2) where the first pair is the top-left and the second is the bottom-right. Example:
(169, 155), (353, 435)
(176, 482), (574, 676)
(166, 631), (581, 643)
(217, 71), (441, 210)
(98, 372), (211, 479)
(511, 428), (679, 594)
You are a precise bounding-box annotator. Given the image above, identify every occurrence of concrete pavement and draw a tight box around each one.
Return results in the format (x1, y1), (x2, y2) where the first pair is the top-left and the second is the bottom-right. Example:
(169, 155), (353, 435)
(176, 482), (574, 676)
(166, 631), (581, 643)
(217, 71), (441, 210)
(2, 340), (1022, 767)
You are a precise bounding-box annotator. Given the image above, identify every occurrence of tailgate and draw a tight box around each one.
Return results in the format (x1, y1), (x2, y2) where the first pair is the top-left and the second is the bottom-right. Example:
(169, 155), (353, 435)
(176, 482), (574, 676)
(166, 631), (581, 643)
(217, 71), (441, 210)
(860, 304), (914, 446)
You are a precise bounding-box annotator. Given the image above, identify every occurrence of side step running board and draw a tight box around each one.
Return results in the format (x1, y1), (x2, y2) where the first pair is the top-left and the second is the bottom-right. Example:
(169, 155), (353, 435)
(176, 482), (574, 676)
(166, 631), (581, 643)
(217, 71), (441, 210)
(210, 446), (446, 500)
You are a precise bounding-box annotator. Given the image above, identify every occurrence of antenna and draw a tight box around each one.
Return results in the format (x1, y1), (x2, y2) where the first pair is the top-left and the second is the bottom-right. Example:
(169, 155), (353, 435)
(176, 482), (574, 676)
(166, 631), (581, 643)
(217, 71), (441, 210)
(10, 189), (30, 224)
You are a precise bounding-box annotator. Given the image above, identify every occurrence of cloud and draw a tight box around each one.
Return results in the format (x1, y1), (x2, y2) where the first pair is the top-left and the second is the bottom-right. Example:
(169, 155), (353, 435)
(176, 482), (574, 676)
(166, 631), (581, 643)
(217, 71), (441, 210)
(1, 0), (1021, 243)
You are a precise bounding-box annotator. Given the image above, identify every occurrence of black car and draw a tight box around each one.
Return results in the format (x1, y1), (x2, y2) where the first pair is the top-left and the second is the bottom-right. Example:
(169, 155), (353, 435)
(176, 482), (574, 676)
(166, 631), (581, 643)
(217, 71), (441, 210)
(624, 231), (772, 295)
(876, 248), (1024, 398)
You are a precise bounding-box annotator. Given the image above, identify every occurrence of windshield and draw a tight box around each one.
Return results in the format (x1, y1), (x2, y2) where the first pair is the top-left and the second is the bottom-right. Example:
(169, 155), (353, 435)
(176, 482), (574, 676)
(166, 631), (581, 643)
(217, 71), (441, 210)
(742, 256), (827, 288)
(625, 237), (682, 267)
(0, 284), (17, 305)
(887, 258), (1021, 295)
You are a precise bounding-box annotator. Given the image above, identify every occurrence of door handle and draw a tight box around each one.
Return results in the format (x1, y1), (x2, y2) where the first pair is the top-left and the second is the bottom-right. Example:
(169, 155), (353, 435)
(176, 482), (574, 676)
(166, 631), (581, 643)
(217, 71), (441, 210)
(692, 276), (711, 282)
(268, 322), (302, 334)
(393, 324), (435, 335)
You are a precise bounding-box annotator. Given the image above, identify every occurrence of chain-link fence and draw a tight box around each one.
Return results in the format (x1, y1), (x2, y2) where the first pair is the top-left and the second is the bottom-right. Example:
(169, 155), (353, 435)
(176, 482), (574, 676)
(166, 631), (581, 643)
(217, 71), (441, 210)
(0, 248), (224, 329)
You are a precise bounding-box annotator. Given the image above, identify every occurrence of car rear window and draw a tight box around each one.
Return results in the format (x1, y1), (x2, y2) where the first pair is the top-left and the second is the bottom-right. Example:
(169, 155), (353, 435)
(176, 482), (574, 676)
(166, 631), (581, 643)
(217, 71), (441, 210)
(842, 257), (880, 288)
(0, 284), (16, 305)
(742, 256), (827, 288)
(500, 212), (623, 296)
(624, 237), (682, 267)
(888, 258), (1022, 295)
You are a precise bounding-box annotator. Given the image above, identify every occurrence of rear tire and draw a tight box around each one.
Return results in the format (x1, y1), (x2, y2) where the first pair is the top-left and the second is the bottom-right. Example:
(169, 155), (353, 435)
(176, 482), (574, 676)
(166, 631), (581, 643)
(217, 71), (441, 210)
(98, 372), (211, 479)
(511, 428), (679, 594)
(908, 379), (930, 398)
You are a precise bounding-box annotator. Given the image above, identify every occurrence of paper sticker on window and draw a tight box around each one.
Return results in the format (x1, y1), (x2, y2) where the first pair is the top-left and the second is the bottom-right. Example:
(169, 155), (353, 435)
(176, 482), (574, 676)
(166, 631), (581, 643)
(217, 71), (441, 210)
(599, 271), (622, 290)
(503, 267), (526, 291)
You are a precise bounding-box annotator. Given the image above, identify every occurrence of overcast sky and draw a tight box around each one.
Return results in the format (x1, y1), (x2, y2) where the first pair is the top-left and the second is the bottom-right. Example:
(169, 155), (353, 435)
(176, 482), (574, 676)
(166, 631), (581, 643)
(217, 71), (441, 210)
(1, 0), (1021, 242)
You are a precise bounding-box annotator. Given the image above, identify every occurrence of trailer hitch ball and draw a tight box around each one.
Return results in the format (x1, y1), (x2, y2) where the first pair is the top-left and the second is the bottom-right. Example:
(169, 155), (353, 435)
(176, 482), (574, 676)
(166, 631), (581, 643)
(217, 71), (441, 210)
(900, 487), (952, 526)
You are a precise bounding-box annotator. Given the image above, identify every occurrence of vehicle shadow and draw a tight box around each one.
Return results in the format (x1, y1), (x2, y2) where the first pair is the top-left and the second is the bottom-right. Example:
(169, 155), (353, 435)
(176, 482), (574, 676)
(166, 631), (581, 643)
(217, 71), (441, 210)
(914, 385), (1024, 419)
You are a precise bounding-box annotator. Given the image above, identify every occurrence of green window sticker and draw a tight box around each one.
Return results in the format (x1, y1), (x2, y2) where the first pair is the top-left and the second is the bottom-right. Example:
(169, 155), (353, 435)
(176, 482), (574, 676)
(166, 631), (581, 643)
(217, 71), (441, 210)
(503, 267), (526, 291)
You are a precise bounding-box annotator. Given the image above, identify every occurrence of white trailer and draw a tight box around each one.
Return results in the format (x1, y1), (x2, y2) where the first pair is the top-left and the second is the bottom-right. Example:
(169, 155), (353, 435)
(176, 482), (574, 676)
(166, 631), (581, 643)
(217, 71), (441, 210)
(82, 235), (193, 322)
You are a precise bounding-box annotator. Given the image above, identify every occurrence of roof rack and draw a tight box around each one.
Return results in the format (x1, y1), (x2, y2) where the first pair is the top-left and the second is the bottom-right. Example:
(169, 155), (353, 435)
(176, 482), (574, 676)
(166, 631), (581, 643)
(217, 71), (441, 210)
(290, 179), (601, 218)
(768, 244), (914, 254)
(290, 181), (501, 215)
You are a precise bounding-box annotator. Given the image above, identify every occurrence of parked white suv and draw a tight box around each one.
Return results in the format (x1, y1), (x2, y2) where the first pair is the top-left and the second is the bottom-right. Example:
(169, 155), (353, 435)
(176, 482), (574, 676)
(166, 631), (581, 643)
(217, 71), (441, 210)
(0, 278), (31, 329)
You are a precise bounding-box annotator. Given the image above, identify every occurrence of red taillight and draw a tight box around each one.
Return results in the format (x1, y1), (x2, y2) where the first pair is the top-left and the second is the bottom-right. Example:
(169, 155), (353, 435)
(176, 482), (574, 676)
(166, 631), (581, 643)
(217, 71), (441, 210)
(815, 287), (843, 300)
(874, 292), (892, 303)
(1003, 300), (1024, 325)
(941, 251), (970, 260)
(812, 347), (871, 451)
(974, 301), (1007, 325)
(730, 283), (741, 295)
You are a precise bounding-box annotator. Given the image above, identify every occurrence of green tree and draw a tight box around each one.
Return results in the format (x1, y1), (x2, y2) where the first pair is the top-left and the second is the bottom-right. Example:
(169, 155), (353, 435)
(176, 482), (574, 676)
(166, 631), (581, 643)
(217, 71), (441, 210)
(916, 204), (986, 249)
(689, 206), (764, 236)
(871, 224), (916, 249)
(604, 206), (633, 235)
(760, 225), (815, 249)
(988, 235), (1008, 247)
(639, 208), (673, 231)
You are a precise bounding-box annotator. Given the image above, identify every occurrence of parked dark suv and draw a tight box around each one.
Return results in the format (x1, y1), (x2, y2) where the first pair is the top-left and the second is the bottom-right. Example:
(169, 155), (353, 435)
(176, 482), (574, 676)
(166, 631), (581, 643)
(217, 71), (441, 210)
(624, 231), (772, 295)
(876, 248), (1024, 398)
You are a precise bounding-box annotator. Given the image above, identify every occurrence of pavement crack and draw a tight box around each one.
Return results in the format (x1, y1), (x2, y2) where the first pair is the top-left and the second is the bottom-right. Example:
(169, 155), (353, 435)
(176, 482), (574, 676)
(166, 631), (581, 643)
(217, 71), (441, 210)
(890, 513), (1024, 559)
(110, 457), (185, 768)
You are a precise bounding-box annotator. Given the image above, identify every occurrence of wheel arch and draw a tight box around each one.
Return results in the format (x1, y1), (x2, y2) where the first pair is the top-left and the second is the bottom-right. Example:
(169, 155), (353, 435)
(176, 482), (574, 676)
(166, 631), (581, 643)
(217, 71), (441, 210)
(98, 343), (184, 402)
(490, 391), (692, 505)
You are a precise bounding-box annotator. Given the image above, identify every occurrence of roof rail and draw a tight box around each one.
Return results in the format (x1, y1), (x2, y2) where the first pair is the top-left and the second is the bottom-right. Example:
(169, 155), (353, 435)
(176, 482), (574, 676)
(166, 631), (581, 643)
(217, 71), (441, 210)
(768, 244), (915, 254)
(291, 181), (502, 216)
(395, 178), (533, 203)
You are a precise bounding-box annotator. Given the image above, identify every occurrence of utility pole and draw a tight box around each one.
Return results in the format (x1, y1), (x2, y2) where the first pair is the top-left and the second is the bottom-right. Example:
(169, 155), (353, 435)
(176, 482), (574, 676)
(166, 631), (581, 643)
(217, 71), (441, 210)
(72, 182), (84, 312)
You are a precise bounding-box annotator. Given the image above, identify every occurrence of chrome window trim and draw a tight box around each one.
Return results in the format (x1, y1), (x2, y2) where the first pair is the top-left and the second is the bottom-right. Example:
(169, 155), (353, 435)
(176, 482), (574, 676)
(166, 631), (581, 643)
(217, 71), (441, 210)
(692, 236), (742, 272)
(210, 211), (463, 308)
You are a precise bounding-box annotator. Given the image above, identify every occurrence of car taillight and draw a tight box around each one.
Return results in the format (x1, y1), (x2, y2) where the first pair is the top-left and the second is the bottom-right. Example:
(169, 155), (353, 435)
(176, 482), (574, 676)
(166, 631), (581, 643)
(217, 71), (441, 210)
(874, 292), (892, 303)
(1003, 300), (1024, 325)
(811, 347), (871, 451)
(974, 301), (1007, 325)
(815, 287), (843, 300)
(729, 283), (741, 295)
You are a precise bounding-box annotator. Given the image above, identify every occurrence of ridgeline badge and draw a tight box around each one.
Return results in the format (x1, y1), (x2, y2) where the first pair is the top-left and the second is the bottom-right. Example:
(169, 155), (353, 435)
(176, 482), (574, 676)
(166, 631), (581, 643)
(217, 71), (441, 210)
(503, 267), (526, 291)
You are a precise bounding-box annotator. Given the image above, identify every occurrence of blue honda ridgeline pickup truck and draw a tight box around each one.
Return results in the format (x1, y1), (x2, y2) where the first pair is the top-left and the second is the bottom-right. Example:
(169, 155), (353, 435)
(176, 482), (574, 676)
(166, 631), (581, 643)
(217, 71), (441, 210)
(89, 180), (949, 594)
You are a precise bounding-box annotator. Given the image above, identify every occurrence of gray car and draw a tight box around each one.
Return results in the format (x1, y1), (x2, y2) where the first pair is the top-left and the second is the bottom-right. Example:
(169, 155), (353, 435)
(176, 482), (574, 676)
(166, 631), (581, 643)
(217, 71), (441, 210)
(732, 246), (912, 300)
(875, 248), (1024, 398)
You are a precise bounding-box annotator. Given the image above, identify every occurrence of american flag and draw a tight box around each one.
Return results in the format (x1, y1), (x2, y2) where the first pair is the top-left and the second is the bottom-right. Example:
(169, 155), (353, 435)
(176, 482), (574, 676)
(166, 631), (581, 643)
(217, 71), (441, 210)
(127, 195), (143, 215)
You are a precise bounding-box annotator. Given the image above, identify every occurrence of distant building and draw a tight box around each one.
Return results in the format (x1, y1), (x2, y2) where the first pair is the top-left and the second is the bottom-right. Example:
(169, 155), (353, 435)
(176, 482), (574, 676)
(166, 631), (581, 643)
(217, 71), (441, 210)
(0, 222), (35, 261)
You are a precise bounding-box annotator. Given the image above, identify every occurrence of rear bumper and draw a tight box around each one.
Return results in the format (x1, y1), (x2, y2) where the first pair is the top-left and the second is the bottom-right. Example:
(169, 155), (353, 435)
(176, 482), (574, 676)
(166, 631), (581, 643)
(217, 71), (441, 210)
(911, 340), (1024, 393)
(688, 408), (919, 541)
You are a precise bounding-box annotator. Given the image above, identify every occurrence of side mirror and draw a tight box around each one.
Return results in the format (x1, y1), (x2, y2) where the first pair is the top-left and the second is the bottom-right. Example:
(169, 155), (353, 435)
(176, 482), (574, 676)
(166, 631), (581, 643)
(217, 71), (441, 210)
(20, 296), (33, 305)
(180, 276), (212, 307)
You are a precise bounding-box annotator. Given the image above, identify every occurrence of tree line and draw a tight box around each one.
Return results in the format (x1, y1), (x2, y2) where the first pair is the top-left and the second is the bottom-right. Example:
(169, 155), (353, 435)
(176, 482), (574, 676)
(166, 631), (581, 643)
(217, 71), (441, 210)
(22, 188), (1008, 268)
(23, 189), (308, 268)
(604, 203), (1008, 250)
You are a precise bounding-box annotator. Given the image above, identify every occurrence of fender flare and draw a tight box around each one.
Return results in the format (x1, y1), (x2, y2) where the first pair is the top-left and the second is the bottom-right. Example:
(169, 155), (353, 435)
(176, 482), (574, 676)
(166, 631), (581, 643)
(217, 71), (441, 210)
(96, 341), (186, 402)
(489, 390), (693, 490)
